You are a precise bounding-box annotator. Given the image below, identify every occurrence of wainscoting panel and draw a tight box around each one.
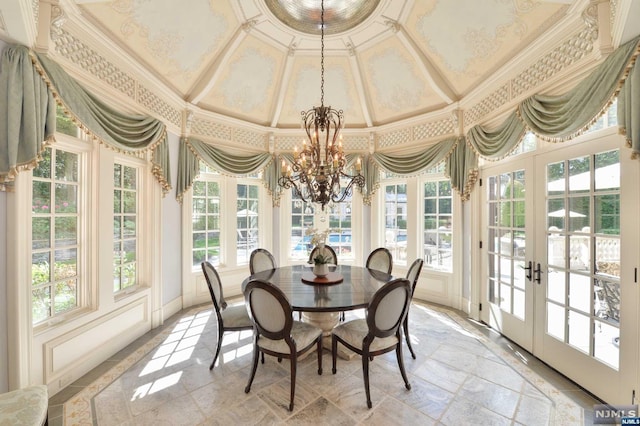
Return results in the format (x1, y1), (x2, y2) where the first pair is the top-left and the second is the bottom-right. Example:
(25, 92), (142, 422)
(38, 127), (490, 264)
(43, 297), (150, 394)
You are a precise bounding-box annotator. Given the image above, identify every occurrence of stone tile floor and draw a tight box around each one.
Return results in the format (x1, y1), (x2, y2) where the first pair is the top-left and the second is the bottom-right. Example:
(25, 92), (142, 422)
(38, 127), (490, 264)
(49, 301), (602, 425)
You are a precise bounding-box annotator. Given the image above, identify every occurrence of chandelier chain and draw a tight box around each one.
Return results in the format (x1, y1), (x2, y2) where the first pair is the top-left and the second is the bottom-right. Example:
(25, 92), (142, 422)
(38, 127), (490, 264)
(320, 0), (325, 107)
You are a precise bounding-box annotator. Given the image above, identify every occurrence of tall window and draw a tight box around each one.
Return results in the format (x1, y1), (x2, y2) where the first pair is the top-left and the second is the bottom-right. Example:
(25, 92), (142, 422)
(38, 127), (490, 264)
(236, 183), (259, 264)
(113, 163), (138, 292)
(329, 194), (354, 261)
(423, 179), (453, 271)
(384, 183), (407, 265)
(290, 193), (315, 260)
(32, 147), (80, 324)
(191, 177), (221, 267)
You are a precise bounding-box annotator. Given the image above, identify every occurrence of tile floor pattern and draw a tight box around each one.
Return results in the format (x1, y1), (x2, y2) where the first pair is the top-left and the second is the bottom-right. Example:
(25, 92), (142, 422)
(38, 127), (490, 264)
(49, 301), (603, 425)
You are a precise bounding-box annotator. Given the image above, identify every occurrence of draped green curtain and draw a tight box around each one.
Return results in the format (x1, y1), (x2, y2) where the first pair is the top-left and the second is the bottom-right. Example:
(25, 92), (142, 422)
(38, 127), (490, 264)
(445, 138), (478, 201)
(0, 44), (172, 194)
(176, 137), (274, 203)
(467, 112), (527, 159)
(0, 45), (56, 190)
(618, 52), (640, 157)
(519, 36), (640, 141)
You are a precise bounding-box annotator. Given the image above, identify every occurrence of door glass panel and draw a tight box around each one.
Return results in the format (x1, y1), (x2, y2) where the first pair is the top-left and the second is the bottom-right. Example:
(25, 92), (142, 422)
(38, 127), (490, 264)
(547, 268), (565, 304)
(545, 149), (620, 370)
(568, 273), (590, 313)
(594, 319), (620, 368)
(547, 232), (565, 268)
(486, 169), (526, 318)
(568, 310), (590, 353)
(547, 302), (565, 340)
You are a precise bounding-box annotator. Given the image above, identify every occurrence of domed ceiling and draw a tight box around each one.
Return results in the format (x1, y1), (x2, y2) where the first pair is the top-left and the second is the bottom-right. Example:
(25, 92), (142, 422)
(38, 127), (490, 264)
(2, 0), (638, 140)
(62, 0), (574, 129)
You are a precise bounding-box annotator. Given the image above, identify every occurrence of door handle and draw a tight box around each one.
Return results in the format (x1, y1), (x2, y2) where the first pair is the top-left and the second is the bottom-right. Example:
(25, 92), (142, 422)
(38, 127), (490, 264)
(534, 263), (542, 284)
(523, 261), (533, 281)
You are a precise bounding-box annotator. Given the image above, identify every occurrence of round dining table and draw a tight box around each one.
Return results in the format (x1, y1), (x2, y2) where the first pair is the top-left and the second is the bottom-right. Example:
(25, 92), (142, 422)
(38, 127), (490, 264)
(241, 264), (395, 358)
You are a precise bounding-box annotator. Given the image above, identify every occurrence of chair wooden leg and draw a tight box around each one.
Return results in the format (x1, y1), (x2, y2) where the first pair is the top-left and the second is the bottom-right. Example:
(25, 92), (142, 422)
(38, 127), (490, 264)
(245, 345), (260, 393)
(363, 349), (372, 408)
(210, 323), (224, 370)
(289, 354), (297, 411)
(403, 316), (416, 359)
(331, 335), (338, 374)
(316, 336), (323, 375)
(396, 344), (411, 391)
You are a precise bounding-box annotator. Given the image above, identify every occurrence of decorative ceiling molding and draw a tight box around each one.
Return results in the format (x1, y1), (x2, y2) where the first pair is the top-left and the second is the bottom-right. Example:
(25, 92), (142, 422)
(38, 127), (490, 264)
(53, 28), (181, 128)
(27, 0), (631, 152)
(463, 24), (596, 128)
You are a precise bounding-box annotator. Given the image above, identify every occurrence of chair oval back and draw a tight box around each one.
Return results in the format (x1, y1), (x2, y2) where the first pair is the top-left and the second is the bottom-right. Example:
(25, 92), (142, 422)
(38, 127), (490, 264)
(250, 249), (277, 275)
(244, 280), (293, 340)
(367, 278), (411, 338)
(201, 261), (226, 311)
(406, 258), (424, 294)
(366, 247), (393, 274)
(308, 245), (338, 265)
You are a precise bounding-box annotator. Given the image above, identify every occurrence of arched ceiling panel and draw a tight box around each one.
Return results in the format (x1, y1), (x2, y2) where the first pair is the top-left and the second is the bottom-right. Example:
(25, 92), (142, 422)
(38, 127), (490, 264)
(359, 36), (446, 124)
(280, 54), (366, 128)
(198, 34), (286, 126)
(78, 0), (238, 95)
(405, 0), (568, 96)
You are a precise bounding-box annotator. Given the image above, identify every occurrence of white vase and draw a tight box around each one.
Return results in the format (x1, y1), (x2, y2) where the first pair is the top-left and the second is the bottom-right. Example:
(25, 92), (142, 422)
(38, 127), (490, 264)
(313, 263), (328, 277)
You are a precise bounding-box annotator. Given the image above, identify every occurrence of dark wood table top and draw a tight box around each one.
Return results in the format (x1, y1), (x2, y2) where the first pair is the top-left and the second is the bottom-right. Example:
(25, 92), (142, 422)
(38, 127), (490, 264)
(241, 265), (394, 312)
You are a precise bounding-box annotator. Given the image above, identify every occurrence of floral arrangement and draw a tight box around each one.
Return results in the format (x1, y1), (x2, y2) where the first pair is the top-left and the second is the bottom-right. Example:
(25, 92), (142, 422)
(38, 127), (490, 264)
(313, 253), (332, 265)
(305, 227), (332, 247)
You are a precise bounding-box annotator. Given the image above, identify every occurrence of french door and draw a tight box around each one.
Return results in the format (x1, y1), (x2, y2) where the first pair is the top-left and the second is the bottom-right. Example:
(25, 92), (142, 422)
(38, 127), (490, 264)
(481, 134), (639, 404)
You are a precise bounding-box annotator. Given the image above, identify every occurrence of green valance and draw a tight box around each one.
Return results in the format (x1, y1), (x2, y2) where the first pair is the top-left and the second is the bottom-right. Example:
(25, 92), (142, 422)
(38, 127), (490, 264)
(0, 45), (56, 190)
(176, 137), (274, 203)
(618, 49), (640, 157)
(467, 112), (527, 159)
(0, 45), (172, 194)
(446, 138), (478, 201)
(519, 36), (640, 142)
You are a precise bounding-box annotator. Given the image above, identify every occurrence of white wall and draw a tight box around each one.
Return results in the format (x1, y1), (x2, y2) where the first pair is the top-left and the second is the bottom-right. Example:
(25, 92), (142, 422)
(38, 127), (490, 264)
(0, 190), (7, 393)
(161, 132), (182, 311)
(0, 39), (9, 393)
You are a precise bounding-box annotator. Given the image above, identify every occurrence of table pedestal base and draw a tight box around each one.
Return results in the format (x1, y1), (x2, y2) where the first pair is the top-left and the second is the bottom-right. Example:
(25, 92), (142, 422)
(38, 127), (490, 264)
(301, 312), (356, 360)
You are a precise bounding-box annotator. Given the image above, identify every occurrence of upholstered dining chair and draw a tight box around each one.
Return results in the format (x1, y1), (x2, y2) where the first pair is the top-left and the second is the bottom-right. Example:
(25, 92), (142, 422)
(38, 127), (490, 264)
(244, 279), (323, 411)
(249, 248), (277, 274)
(404, 258), (424, 359)
(365, 247), (393, 274)
(331, 278), (412, 408)
(308, 245), (338, 265)
(201, 261), (253, 370)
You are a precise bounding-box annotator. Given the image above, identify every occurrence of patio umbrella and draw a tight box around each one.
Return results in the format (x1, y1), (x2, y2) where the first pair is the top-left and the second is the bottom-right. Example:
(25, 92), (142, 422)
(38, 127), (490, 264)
(548, 208), (586, 217)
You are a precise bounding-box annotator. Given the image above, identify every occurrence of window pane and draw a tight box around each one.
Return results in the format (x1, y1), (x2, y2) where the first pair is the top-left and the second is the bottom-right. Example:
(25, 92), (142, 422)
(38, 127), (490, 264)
(114, 163), (138, 292)
(32, 147), (82, 324)
(385, 184), (407, 266)
(192, 175), (222, 267)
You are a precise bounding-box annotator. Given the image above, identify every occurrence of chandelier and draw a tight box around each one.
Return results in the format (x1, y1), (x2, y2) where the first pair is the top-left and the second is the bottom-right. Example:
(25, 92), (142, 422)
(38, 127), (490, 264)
(278, 0), (365, 211)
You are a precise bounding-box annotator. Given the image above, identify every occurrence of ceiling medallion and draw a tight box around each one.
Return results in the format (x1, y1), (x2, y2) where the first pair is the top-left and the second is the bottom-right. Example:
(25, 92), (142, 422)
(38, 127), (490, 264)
(264, 0), (380, 35)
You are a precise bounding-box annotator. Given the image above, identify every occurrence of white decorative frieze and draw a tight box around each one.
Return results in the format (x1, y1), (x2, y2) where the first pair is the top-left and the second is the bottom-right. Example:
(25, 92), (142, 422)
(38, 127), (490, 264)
(379, 128), (411, 148)
(191, 118), (232, 141)
(413, 118), (456, 141)
(53, 29), (181, 126)
(275, 135), (300, 151)
(465, 26), (595, 126)
(511, 28), (594, 97)
(32, 0), (39, 28)
(233, 127), (268, 149)
(464, 83), (510, 126)
(137, 86), (181, 126)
